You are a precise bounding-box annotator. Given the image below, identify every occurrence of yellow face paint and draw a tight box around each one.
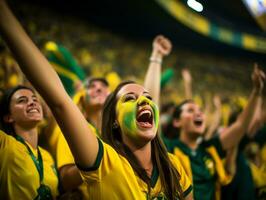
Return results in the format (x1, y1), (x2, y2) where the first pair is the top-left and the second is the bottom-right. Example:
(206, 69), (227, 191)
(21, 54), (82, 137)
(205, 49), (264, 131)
(116, 95), (159, 139)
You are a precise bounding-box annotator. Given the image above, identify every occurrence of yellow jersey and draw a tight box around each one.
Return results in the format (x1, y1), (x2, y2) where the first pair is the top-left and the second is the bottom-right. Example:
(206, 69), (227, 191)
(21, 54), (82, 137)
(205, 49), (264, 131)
(0, 130), (59, 200)
(79, 140), (192, 199)
(56, 123), (97, 199)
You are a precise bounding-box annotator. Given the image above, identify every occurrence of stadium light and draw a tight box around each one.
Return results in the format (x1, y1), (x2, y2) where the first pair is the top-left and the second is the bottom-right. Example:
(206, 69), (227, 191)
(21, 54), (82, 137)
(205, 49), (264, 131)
(187, 0), (203, 12)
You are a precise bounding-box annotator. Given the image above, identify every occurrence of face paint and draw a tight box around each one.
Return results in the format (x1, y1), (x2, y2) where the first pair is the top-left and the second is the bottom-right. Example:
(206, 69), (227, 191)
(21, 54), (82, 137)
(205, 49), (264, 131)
(116, 95), (159, 140)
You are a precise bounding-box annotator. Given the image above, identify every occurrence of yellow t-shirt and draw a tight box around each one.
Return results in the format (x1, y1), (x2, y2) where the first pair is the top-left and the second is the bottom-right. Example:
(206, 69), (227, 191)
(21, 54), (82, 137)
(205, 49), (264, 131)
(79, 140), (192, 199)
(56, 123), (97, 199)
(0, 130), (59, 200)
(249, 147), (266, 199)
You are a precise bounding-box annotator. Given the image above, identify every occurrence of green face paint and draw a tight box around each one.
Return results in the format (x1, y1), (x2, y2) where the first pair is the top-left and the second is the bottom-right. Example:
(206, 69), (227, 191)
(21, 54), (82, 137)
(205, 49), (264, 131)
(116, 95), (159, 140)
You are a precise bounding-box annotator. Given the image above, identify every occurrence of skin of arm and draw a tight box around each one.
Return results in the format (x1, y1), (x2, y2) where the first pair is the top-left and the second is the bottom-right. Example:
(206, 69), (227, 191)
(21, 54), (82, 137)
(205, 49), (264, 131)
(144, 35), (172, 105)
(247, 95), (263, 138)
(220, 65), (265, 150)
(181, 68), (192, 100)
(205, 95), (222, 140)
(0, 0), (98, 168)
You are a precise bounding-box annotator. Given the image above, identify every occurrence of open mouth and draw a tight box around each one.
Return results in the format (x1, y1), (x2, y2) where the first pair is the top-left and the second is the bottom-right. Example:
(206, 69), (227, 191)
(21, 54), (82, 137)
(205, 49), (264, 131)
(27, 107), (39, 113)
(194, 119), (203, 127)
(136, 108), (153, 128)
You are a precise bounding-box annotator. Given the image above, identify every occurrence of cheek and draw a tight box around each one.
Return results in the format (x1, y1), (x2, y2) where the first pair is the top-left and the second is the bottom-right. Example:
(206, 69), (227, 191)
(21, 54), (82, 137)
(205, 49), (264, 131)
(152, 104), (159, 130)
(39, 107), (44, 118)
(10, 105), (24, 115)
(181, 114), (193, 127)
(117, 103), (137, 133)
(182, 113), (193, 122)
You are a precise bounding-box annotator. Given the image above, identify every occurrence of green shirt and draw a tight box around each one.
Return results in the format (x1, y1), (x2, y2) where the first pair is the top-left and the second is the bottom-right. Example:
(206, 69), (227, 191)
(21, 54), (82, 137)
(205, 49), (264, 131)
(163, 136), (224, 200)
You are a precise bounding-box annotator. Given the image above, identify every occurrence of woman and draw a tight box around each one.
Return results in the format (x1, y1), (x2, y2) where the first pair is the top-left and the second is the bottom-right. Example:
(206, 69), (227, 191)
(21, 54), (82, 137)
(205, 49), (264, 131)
(57, 35), (172, 199)
(0, 1), (193, 199)
(0, 85), (59, 199)
(163, 65), (265, 200)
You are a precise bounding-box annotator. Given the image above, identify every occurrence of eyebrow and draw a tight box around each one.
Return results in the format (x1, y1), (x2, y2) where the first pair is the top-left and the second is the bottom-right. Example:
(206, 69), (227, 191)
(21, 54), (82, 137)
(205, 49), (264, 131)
(16, 94), (37, 100)
(124, 91), (150, 96)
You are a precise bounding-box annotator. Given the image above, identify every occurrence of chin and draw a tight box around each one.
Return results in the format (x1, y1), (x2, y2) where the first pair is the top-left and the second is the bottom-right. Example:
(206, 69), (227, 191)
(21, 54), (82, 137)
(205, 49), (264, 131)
(140, 131), (157, 142)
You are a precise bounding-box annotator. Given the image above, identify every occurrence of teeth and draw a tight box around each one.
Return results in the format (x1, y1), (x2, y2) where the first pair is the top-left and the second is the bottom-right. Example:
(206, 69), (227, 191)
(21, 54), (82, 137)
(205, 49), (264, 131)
(194, 118), (202, 122)
(138, 110), (151, 118)
(28, 108), (38, 113)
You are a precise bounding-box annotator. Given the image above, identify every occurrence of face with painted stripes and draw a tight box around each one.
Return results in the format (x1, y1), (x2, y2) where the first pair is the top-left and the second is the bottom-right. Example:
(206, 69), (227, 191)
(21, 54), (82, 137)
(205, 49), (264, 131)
(116, 84), (159, 147)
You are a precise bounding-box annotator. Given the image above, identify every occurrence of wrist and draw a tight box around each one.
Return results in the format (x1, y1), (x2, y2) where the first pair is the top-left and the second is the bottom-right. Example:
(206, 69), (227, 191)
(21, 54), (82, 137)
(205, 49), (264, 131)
(149, 56), (162, 64)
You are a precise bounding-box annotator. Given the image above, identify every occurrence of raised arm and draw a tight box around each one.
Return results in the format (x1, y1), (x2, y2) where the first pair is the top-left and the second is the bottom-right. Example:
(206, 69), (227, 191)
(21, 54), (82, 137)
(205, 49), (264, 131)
(181, 68), (193, 100)
(144, 35), (172, 105)
(220, 65), (265, 150)
(247, 91), (263, 138)
(205, 95), (222, 140)
(0, 1), (98, 168)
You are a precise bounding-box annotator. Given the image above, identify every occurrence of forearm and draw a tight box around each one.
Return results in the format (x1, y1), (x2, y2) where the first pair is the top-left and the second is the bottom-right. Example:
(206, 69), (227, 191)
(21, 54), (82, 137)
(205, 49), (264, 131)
(184, 81), (192, 100)
(238, 88), (261, 130)
(0, 1), (66, 107)
(221, 88), (260, 149)
(205, 109), (221, 140)
(247, 96), (263, 137)
(0, 1), (98, 168)
(144, 50), (162, 105)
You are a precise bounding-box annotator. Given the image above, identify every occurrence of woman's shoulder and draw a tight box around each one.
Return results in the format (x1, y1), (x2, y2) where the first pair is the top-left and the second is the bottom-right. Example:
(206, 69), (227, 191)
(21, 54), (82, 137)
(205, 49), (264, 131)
(0, 130), (16, 148)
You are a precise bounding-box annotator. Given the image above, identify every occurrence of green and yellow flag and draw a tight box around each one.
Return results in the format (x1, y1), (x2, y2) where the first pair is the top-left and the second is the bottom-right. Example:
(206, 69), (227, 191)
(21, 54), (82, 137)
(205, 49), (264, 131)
(45, 42), (86, 97)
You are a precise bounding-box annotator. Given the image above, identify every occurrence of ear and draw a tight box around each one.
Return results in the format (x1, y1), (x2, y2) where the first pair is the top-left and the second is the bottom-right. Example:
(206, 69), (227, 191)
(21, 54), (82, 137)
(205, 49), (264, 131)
(3, 115), (14, 123)
(112, 120), (120, 130)
(172, 118), (181, 128)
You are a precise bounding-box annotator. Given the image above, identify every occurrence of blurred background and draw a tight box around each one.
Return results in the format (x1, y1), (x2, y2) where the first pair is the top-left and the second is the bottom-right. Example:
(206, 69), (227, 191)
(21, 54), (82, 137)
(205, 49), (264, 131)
(1, 0), (266, 105)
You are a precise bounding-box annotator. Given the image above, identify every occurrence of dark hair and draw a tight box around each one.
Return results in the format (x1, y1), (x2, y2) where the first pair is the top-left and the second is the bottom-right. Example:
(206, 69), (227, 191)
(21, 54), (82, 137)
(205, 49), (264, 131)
(0, 85), (34, 135)
(101, 81), (184, 200)
(86, 77), (109, 87)
(164, 99), (194, 139)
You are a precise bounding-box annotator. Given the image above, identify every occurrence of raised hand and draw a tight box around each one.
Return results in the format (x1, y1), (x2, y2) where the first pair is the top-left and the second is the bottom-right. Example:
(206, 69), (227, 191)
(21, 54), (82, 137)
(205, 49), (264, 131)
(252, 63), (265, 93)
(151, 35), (172, 59)
(145, 35), (172, 105)
(182, 68), (192, 84)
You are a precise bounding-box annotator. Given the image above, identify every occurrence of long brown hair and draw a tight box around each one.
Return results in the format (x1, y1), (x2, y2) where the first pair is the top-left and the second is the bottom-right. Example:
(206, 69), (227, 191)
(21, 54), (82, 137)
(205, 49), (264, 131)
(101, 81), (184, 200)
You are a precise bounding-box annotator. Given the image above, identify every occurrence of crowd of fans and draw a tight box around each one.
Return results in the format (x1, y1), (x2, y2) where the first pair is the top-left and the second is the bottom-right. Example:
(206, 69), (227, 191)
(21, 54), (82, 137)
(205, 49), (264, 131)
(0, 1), (266, 200)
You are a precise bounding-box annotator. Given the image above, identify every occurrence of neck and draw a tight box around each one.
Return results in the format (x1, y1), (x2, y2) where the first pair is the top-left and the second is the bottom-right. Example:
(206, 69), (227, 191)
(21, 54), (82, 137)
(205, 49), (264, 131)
(86, 108), (102, 131)
(130, 142), (153, 177)
(14, 125), (38, 149)
(179, 131), (198, 150)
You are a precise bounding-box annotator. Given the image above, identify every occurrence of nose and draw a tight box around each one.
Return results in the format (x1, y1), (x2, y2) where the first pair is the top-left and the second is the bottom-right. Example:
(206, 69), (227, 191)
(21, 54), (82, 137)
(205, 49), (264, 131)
(28, 99), (37, 106)
(195, 110), (203, 117)
(95, 87), (102, 93)
(137, 96), (150, 106)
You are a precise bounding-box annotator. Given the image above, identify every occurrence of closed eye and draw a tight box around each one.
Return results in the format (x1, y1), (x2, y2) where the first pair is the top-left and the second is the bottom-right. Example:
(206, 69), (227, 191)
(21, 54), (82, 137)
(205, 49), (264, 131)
(17, 97), (27, 104)
(32, 97), (39, 102)
(123, 94), (136, 102)
(145, 95), (153, 101)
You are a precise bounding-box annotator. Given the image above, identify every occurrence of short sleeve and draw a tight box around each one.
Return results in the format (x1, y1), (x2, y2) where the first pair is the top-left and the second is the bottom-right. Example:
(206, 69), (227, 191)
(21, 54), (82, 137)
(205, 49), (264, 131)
(168, 153), (193, 197)
(0, 130), (12, 149)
